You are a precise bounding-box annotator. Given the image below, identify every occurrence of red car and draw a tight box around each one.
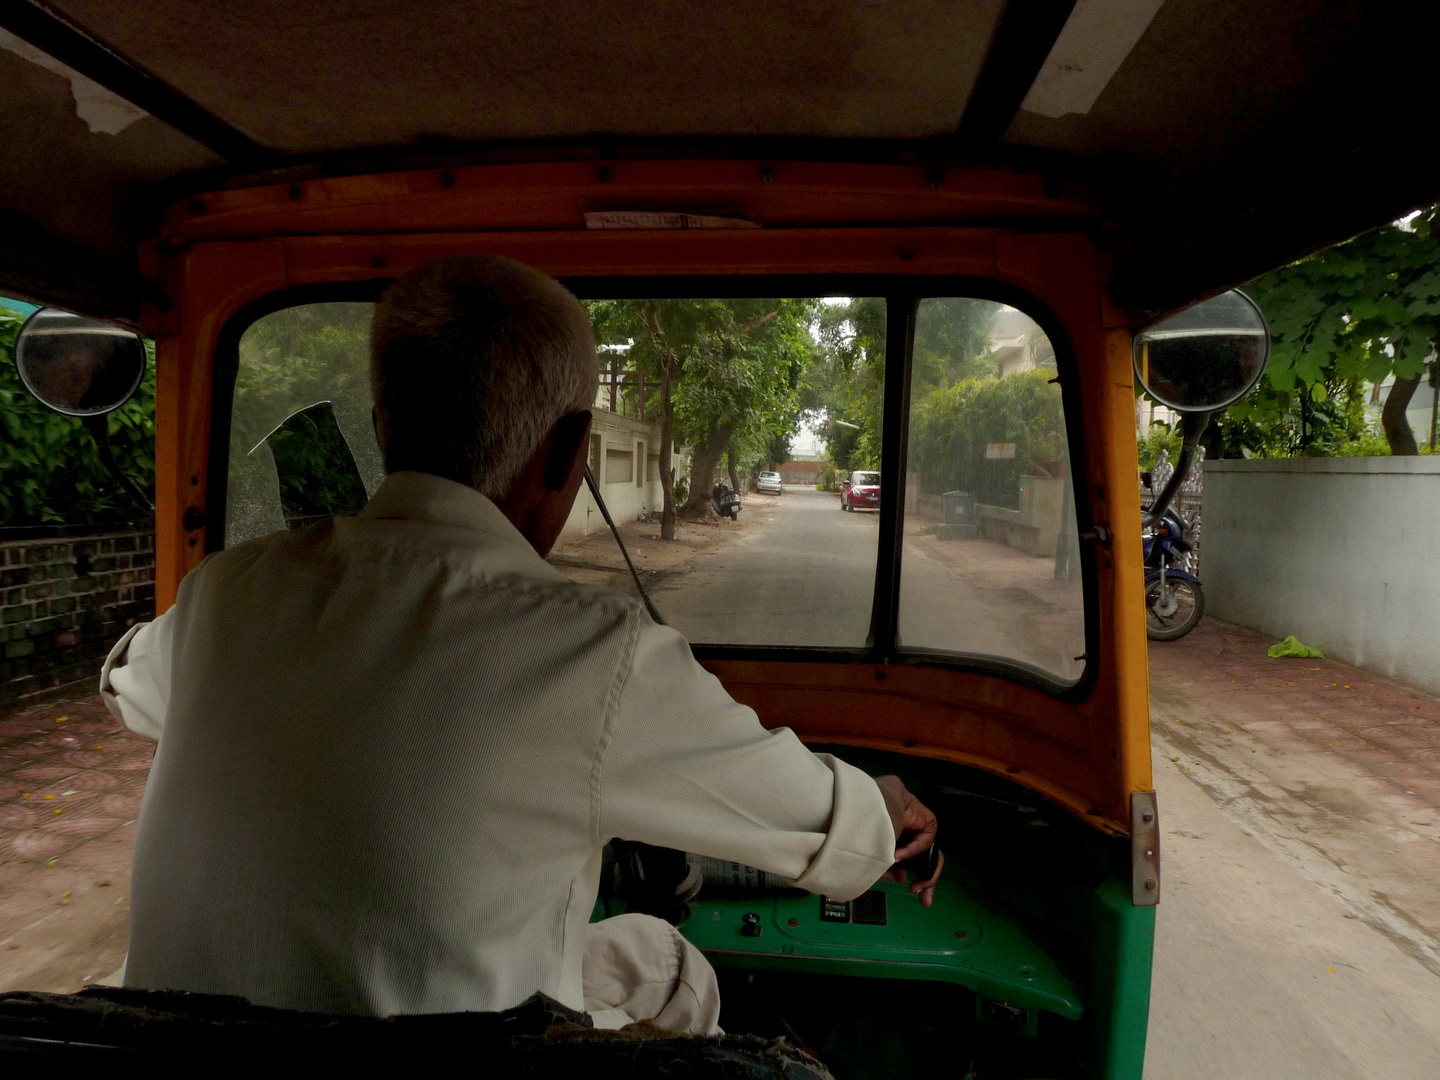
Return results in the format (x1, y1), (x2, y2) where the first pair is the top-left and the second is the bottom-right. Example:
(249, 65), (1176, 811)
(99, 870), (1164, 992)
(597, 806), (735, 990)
(841, 470), (881, 511)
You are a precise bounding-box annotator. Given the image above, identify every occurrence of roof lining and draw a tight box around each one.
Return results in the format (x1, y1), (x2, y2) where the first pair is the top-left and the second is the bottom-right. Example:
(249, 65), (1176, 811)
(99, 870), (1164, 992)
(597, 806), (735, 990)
(952, 0), (1076, 148)
(0, 0), (268, 163)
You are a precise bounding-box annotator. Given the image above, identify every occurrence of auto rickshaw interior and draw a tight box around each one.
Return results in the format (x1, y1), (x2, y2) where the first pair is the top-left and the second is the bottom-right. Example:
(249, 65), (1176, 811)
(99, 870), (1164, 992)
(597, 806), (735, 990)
(2, 2), (1435, 1077)
(208, 276), (1122, 1078)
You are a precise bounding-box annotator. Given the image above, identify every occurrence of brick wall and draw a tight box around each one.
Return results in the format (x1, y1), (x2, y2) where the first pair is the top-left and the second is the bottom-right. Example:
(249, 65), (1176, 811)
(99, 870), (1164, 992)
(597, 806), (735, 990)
(0, 531), (155, 708)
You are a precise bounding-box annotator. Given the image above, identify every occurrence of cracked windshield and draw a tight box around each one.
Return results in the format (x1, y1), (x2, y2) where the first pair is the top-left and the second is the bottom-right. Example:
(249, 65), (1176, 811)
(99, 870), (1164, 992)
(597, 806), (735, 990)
(227, 295), (1082, 671)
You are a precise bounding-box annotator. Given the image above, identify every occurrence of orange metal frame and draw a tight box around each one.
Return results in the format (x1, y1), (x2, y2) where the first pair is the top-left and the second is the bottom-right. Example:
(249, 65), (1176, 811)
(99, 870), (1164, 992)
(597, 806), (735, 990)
(137, 160), (1152, 833)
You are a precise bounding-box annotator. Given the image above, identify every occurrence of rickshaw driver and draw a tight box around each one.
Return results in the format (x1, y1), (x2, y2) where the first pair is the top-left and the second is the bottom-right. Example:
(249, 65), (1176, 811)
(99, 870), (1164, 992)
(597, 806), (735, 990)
(97, 255), (943, 1035)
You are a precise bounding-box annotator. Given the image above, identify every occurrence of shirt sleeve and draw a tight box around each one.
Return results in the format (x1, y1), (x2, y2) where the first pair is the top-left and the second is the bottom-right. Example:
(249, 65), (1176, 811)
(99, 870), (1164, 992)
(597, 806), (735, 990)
(597, 614), (896, 901)
(98, 609), (176, 741)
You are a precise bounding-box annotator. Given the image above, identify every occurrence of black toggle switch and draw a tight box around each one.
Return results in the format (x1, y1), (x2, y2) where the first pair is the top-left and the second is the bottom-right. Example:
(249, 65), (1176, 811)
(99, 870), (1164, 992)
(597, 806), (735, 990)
(741, 912), (762, 937)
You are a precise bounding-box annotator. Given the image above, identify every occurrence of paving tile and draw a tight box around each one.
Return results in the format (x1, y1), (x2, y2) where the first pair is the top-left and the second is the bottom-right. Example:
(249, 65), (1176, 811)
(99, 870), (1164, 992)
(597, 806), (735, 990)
(6, 763), (79, 784)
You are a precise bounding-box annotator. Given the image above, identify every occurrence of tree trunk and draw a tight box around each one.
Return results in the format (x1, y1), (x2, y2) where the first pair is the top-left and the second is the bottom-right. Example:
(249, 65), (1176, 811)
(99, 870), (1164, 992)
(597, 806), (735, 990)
(1382, 373), (1421, 455)
(726, 443), (741, 492)
(657, 350), (677, 540)
(644, 305), (679, 541)
(681, 424), (732, 515)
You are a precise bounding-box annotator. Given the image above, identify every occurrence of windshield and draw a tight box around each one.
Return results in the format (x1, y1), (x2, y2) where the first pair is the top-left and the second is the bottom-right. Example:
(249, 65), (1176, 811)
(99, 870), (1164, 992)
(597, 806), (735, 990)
(224, 289), (1087, 685)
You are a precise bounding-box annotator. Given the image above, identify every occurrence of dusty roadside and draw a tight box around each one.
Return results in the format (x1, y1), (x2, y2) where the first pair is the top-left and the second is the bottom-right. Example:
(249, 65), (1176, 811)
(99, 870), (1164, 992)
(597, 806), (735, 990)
(0, 697), (147, 993)
(548, 491), (785, 593)
(1147, 618), (1440, 976)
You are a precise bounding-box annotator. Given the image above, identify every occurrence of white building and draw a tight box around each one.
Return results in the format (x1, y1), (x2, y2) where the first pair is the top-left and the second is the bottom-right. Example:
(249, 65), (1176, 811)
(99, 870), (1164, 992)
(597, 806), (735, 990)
(557, 382), (687, 544)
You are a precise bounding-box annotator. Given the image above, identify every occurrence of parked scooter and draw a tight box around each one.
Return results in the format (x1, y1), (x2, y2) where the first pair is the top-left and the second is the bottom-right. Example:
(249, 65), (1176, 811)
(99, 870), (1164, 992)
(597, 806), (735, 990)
(1143, 508), (1204, 640)
(711, 482), (741, 521)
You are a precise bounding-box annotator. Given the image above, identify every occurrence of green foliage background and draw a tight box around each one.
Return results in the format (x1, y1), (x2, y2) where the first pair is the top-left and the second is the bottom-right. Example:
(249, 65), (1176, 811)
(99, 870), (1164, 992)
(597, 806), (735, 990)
(908, 369), (1066, 506)
(587, 297), (817, 474)
(1, 305), (155, 528)
(1218, 206), (1440, 456)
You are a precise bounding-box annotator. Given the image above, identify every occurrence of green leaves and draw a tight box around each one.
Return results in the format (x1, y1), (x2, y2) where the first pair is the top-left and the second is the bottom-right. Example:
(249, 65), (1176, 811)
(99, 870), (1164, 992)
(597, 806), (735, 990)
(0, 306), (156, 527)
(588, 297), (825, 476)
(1236, 204), (1440, 456)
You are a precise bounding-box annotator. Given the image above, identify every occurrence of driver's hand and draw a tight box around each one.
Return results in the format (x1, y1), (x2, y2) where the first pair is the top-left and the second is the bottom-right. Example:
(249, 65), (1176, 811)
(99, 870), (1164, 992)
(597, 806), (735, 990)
(874, 775), (944, 907)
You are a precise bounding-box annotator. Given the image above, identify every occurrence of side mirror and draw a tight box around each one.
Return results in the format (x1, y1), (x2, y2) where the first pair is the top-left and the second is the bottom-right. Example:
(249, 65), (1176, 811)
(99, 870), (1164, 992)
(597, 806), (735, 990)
(12, 307), (152, 512)
(14, 308), (146, 416)
(1133, 289), (1269, 527)
(1133, 289), (1269, 413)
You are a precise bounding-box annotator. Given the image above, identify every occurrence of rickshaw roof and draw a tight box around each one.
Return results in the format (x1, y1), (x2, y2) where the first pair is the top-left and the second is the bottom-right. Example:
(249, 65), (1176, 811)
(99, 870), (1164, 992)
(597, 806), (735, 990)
(1, 0), (1436, 321)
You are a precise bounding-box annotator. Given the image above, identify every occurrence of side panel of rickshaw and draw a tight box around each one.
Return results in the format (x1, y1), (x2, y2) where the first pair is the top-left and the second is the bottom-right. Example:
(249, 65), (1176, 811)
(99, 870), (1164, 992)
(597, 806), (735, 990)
(133, 162), (1155, 1077)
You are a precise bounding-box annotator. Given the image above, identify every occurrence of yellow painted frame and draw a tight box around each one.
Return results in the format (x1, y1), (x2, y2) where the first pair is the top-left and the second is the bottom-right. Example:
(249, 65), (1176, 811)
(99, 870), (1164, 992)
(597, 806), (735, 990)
(137, 160), (1152, 833)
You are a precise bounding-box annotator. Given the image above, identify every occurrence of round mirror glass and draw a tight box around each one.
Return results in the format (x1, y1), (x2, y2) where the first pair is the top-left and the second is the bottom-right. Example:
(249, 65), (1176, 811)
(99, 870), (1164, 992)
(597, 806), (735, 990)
(1133, 289), (1269, 412)
(14, 308), (146, 417)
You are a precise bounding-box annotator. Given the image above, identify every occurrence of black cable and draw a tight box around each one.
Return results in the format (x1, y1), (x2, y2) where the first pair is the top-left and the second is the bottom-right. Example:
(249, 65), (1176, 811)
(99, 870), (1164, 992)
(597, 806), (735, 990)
(82, 415), (154, 514)
(583, 464), (666, 625)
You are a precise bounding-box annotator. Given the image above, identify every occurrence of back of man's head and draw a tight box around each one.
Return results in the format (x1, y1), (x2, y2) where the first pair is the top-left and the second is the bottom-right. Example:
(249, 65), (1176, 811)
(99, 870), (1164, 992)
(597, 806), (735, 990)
(371, 256), (598, 499)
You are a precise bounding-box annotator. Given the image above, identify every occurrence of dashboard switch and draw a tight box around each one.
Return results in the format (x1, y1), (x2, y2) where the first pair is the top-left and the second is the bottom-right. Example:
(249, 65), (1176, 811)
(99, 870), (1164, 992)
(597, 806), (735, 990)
(851, 890), (888, 926)
(740, 912), (762, 937)
(819, 898), (850, 922)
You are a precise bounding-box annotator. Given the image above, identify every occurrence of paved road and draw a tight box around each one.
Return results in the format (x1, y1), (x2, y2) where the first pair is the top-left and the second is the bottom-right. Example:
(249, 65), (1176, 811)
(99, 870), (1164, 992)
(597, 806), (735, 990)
(652, 486), (1082, 681)
(652, 486), (879, 647)
(1146, 746), (1440, 1079)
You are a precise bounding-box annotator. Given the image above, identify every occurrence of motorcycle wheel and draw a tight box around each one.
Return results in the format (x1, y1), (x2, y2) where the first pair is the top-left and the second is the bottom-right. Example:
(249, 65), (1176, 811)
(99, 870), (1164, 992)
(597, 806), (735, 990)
(1145, 577), (1204, 641)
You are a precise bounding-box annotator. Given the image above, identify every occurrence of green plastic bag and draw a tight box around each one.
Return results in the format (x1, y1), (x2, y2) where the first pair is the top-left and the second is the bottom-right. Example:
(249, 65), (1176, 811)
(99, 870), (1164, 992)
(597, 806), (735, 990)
(1268, 635), (1324, 659)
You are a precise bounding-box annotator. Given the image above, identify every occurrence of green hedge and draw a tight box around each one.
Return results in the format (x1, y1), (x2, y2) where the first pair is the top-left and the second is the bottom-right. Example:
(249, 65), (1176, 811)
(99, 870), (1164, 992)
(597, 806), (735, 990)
(908, 368), (1066, 506)
(0, 306), (155, 528)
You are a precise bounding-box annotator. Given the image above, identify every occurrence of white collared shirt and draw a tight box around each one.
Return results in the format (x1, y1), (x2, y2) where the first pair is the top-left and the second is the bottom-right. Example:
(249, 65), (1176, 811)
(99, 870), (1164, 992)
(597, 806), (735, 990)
(101, 471), (894, 1017)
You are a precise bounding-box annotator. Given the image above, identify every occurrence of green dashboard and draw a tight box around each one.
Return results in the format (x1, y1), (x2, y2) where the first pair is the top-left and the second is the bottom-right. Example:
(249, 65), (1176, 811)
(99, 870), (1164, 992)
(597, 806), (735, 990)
(671, 877), (1082, 1023)
(591, 748), (1154, 1078)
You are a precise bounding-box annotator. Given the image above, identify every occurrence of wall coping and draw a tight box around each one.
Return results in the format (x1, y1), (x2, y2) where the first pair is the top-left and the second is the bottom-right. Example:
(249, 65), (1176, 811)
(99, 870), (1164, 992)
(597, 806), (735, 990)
(1204, 457), (1440, 475)
(0, 527), (155, 550)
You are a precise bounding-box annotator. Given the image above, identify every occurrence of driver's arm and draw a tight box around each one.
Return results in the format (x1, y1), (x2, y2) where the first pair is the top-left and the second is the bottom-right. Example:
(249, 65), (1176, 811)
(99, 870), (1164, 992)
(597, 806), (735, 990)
(99, 607), (176, 741)
(597, 612), (929, 903)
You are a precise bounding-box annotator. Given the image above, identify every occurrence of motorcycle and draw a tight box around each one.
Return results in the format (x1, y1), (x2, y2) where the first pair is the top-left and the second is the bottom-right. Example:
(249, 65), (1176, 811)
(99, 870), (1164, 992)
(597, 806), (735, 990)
(711, 482), (741, 521)
(1143, 507), (1205, 640)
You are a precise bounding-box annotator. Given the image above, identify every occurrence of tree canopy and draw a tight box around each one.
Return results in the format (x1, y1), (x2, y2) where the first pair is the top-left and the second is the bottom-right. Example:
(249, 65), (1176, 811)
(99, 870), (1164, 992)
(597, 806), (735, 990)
(586, 298), (819, 534)
(1224, 207), (1440, 456)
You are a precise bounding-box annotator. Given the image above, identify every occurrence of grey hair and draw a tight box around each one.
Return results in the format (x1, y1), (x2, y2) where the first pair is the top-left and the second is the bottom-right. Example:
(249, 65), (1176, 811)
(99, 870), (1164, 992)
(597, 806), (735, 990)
(370, 256), (598, 499)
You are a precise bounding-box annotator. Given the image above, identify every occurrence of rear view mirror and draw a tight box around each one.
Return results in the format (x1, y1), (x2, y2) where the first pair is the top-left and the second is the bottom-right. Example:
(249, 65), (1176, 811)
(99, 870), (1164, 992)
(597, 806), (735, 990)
(14, 307), (146, 416)
(1133, 289), (1269, 413)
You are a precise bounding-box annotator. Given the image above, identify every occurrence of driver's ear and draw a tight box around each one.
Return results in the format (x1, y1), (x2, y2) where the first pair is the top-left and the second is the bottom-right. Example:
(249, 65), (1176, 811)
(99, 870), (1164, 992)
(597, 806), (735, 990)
(544, 410), (592, 491)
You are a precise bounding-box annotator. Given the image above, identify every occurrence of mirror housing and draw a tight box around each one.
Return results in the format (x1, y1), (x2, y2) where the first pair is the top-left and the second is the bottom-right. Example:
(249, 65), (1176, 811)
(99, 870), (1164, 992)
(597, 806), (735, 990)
(1133, 289), (1269, 413)
(14, 308), (146, 417)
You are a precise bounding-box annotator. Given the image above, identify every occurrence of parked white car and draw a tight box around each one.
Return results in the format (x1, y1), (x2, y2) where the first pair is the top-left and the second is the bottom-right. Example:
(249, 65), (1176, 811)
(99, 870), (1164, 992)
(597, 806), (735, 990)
(756, 471), (783, 495)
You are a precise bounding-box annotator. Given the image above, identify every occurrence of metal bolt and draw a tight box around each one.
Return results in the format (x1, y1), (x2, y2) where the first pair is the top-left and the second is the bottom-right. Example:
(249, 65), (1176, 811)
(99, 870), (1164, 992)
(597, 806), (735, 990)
(787, 918), (800, 927)
(1142, 812), (1154, 824)
(955, 930), (968, 940)
(1145, 878), (1157, 891)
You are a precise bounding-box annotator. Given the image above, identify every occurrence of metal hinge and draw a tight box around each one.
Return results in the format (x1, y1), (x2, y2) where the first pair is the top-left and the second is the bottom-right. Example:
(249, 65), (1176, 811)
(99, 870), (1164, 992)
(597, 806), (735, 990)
(1131, 791), (1160, 906)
